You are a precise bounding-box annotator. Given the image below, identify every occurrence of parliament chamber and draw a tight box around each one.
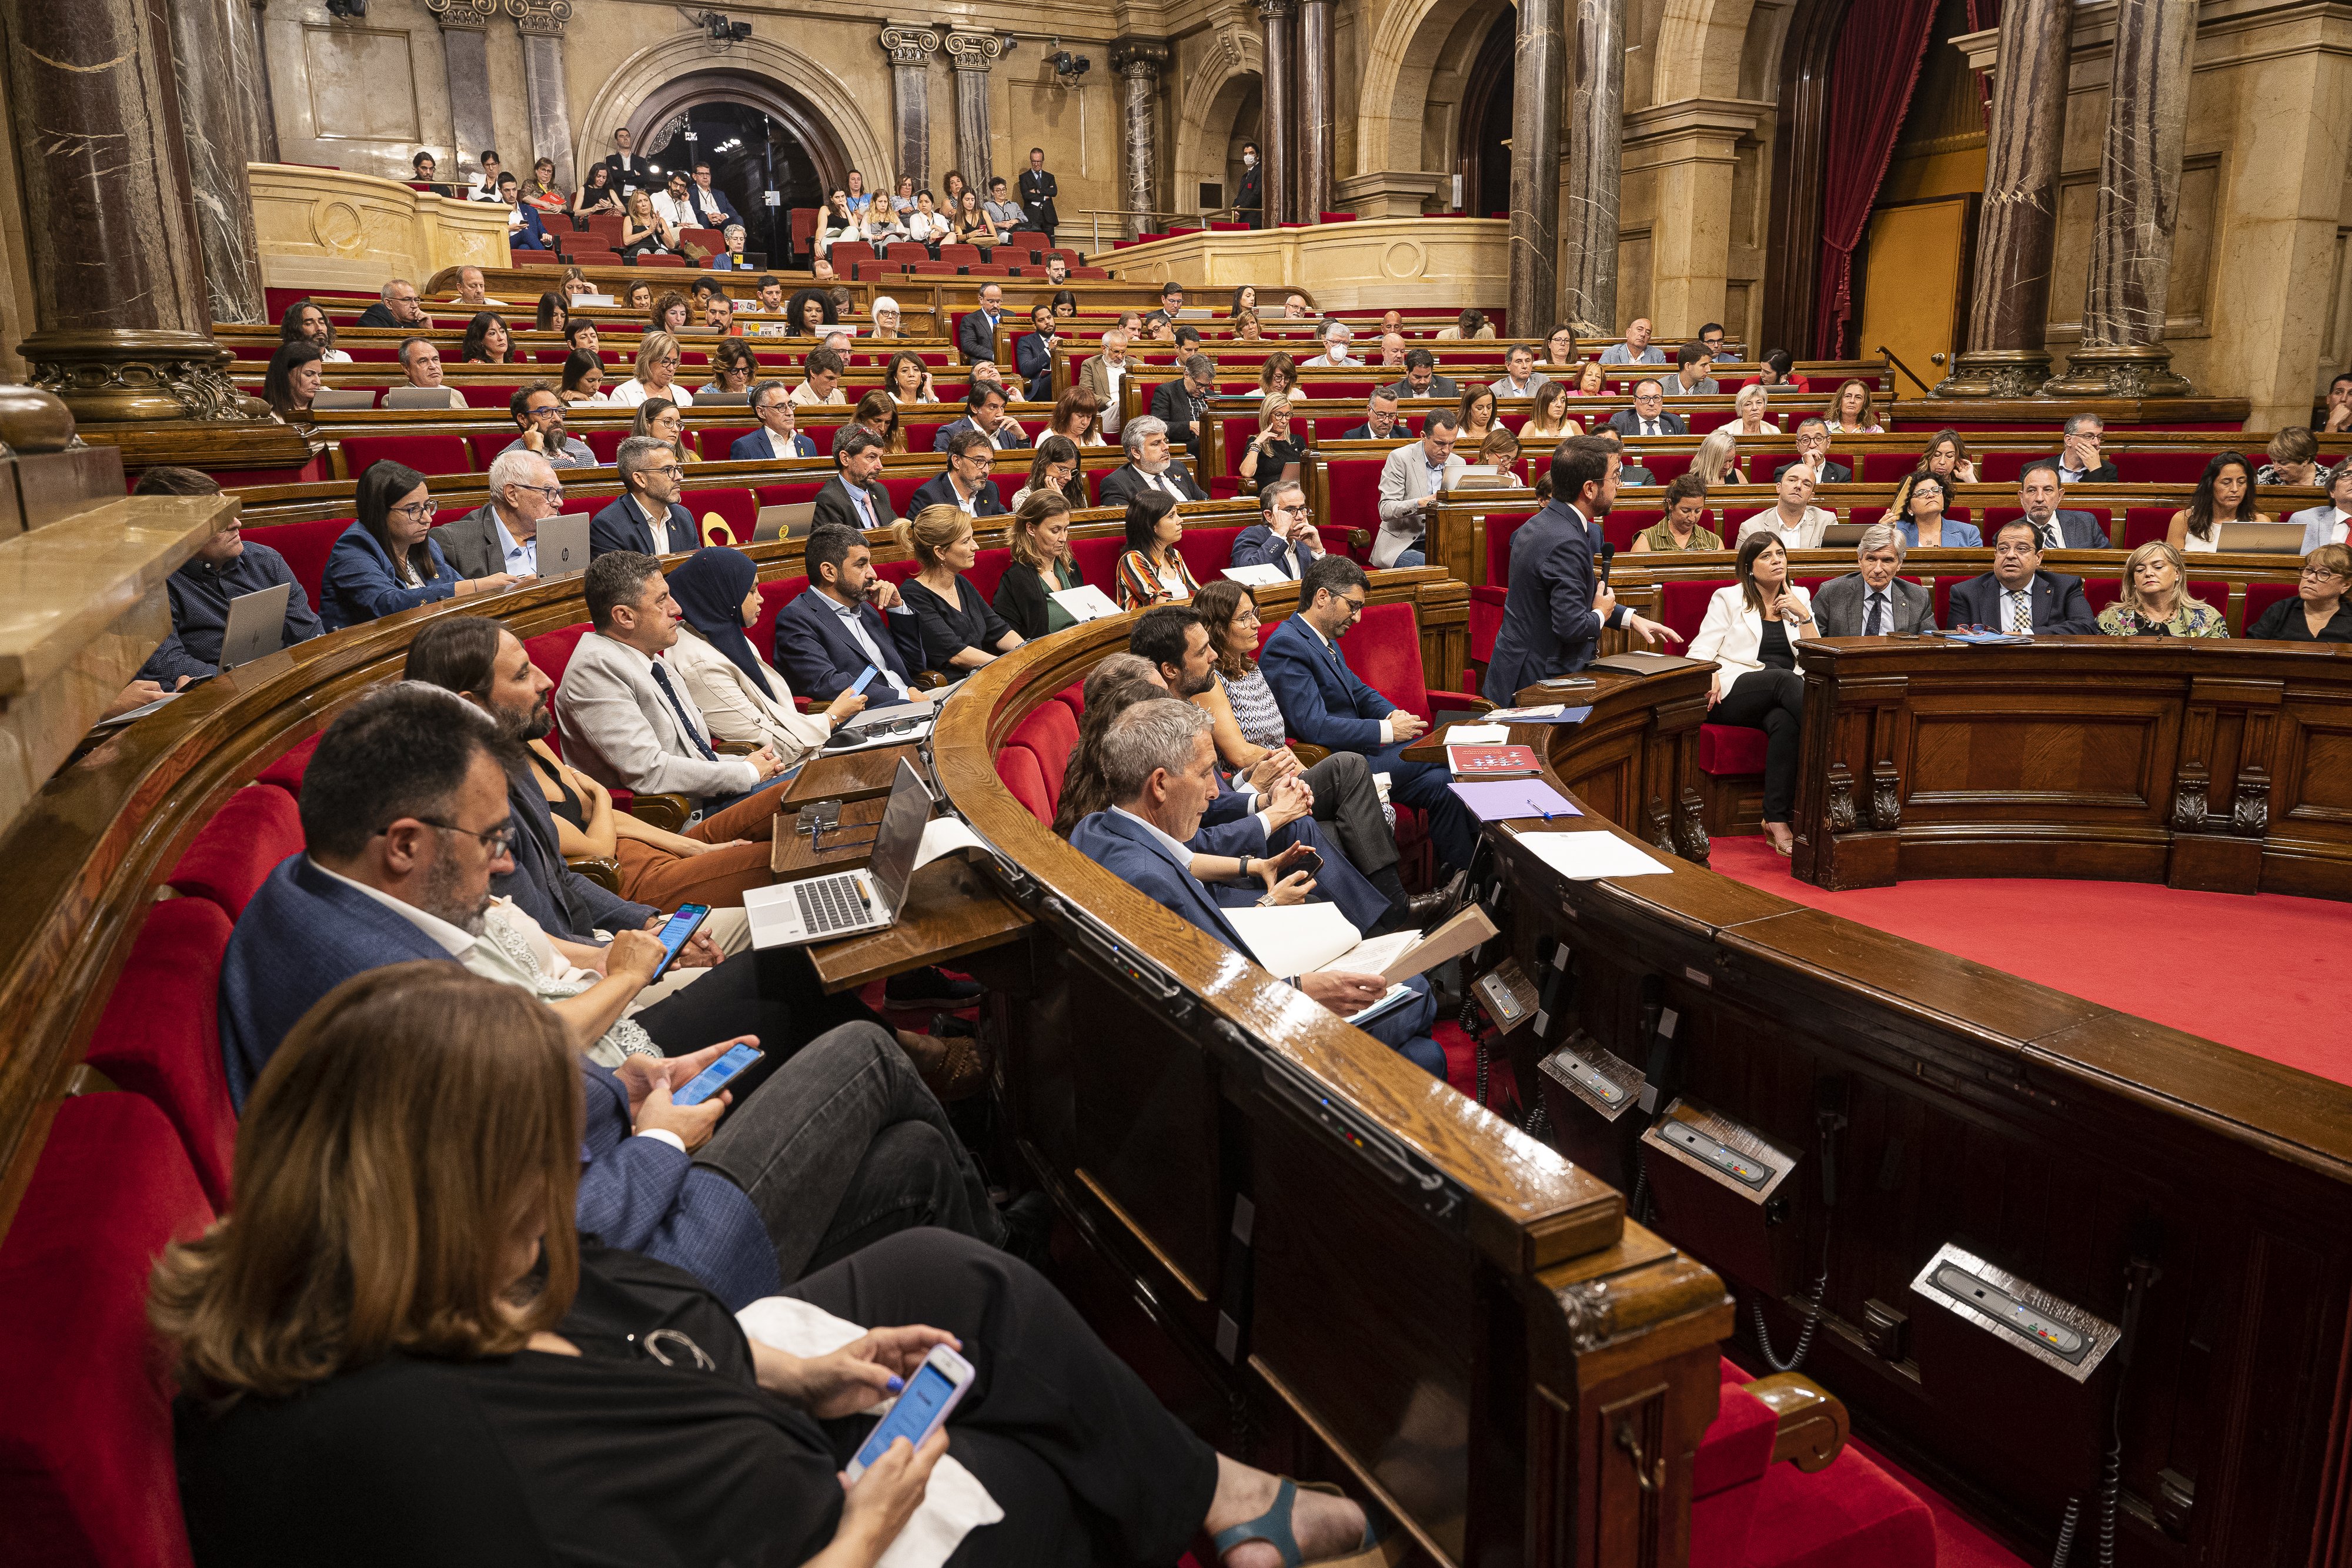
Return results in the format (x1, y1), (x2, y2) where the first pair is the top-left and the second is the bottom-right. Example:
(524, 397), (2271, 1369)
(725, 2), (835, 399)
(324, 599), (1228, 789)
(6, 1), (2352, 1566)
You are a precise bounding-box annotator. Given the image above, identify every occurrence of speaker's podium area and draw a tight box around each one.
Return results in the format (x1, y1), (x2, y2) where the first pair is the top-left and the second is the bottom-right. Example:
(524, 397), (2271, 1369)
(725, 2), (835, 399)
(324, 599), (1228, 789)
(6, 0), (2352, 1564)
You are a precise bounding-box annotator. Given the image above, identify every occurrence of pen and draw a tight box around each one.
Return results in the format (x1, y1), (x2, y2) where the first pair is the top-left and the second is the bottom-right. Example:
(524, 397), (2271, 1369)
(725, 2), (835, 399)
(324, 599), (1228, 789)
(1526, 797), (1555, 822)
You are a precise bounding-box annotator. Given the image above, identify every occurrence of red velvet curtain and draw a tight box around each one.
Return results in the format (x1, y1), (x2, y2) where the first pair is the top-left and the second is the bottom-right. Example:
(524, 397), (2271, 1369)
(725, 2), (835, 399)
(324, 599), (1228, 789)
(1809, 0), (1940, 358)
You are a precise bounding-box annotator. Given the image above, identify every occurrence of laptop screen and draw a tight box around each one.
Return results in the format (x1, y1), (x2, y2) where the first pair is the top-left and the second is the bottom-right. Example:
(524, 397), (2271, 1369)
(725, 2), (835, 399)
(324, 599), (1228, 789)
(866, 759), (934, 913)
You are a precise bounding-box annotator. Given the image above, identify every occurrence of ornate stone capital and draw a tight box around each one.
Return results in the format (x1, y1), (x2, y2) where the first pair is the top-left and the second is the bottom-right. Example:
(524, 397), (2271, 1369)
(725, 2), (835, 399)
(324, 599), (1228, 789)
(943, 30), (1005, 72)
(506, 0), (574, 37)
(21, 329), (258, 425)
(2043, 343), (2194, 400)
(1933, 348), (2055, 400)
(880, 24), (940, 67)
(1110, 36), (1170, 78)
(426, 0), (499, 31)
(1255, 0), (1297, 21)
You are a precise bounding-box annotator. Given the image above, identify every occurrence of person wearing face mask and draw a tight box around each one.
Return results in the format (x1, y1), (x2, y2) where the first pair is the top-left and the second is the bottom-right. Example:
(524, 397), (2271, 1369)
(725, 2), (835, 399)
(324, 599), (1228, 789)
(1236, 141), (1262, 228)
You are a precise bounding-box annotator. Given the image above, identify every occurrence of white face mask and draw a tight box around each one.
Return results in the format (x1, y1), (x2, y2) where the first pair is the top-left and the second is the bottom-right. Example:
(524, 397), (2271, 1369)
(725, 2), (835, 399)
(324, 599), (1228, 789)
(1243, 152), (1257, 168)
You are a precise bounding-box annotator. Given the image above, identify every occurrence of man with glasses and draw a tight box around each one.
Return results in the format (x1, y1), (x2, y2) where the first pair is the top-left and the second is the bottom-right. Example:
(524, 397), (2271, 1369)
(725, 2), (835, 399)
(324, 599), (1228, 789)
(1258, 555), (1481, 880)
(499, 382), (594, 467)
(590, 434), (697, 557)
(1344, 389), (1405, 443)
(1946, 520), (2098, 634)
(1231, 480), (1325, 577)
(1374, 408), (1463, 568)
(730, 380), (817, 460)
(1605, 379), (1688, 439)
(910, 427), (1008, 517)
(931, 382), (1028, 454)
(2052, 412), (2117, 485)
(1148, 353), (1218, 459)
(1769, 416), (1851, 483)
(1307, 319), (1361, 367)
(358, 278), (427, 330)
(441, 449), (565, 580)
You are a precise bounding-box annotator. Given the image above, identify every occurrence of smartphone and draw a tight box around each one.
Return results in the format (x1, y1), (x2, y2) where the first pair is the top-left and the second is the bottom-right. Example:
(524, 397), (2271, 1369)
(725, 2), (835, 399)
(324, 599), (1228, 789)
(1287, 847), (1324, 879)
(671, 1040), (763, 1108)
(850, 664), (880, 696)
(845, 1343), (977, 1482)
(646, 902), (711, 980)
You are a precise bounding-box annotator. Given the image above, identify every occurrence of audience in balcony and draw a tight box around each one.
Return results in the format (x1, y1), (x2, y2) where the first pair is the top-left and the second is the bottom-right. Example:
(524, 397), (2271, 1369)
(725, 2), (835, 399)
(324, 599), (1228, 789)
(132, 467), (322, 683)
(2248, 545), (2352, 641)
(617, 189), (678, 260)
(933, 382), (1028, 454)
(1050, 389), (1108, 447)
(322, 464), (524, 634)
(902, 188), (951, 248)
(1947, 521), (2099, 634)
(612, 331), (690, 409)
(572, 161), (622, 218)
(261, 342), (325, 425)
(2097, 542), (2228, 638)
(1689, 533), (1815, 855)
(1770, 417), (1848, 482)
(1099, 416), (1210, 505)
(1887, 470), (1981, 547)
(991, 492), (1088, 638)
(589, 436), (696, 557)
(1737, 464), (1834, 550)
(632, 399), (699, 466)
(494, 175), (549, 249)
(1374, 408), (1463, 568)
(1659, 340), (1718, 397)
(686, 161), (740, 229)
(1813, 524), (1936, 637)
(2053, 412), (2116, 484)
(1606, 379), (1686, 439)
(650, 170), (697, 233)
(1826, 378), (1883, 435)
(983, 176), (1023, 240)
(1521, 380), (1582, 443)
(457, 311), (518, 365)
(773, 524), (922, 707)
(1456, 384), (1499, 447)
(730, 380), (817, 461)
(1631, 473), (1725, 553)
(356, 278), (426, 330)
(697, 338), (759, 397)
(2169, 453), (2266, 553)
(279, 298), (349, 363)
(1007, 436), (1084, 511)
(1600, 318), (1666, 365)
(519, 155), (567, 216)
(665, 547), (861, 762)
(558, 348), (607, 405)
(1115, 490), (1203, 609)
(948, 188), (996, 252)
(439, 450), (563, 580)
(2290, 458), (2352, 550)
(910, 428), (1007, 518)
(2257, 426), (2320, 487)
(898, 507), (1024, 669)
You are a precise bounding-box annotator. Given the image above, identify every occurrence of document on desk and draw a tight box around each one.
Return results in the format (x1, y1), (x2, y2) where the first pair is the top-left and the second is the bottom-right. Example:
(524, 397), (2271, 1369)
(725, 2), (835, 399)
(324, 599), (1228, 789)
(910, 815), (991, 875)
(1049, 584), (1125, 622)
(1222, 563), (1290, 586)
(1450, 780), (1580, 822)
(1224, 902), (1496, 983)
(1513, 829), (1672, 880)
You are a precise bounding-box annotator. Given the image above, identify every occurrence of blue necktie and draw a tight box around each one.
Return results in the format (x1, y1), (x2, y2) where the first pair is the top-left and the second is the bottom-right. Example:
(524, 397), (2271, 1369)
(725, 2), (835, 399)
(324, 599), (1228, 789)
(851, 486), (874, 528)
(647, 661), (719, 761)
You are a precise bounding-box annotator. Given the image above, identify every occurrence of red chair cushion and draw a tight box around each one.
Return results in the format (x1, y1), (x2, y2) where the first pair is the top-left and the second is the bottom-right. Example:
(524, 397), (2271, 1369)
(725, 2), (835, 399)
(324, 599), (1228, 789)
(1175, 525), (1243, 586)
(254, 733), (322, 796)
(1468, 584), (1506, 664)
(1069, 534), (1124, 591)
(1320, 457), (1387, 561)
(526, 622), (595, 687)
(2243, 580), (2298, 629)
(1698, 1365), (1782, 1497)
(964, 546), (1011, 603)
(2123, 507), (2175, 549)
(750, 576), (810, 659)
(1482, 507), (1545, 587)
(342, 433), (470, 479)
(0, 1094), (212, 1568)
(253, 519), (351, 615)
(994, 745), (1051, 823)
(165, 785), (305, 918)
(584, 428), (629, 464)
(1662, 579), (1735, 641)
(1742, 1446), (1936, 1568)
(1335, 601), (1429, 724)
(1006, 700), (1080, 812)
(82, 897), (240, 1209)
(1700, 723), (1769, 775)
(680, 486), (757, 546)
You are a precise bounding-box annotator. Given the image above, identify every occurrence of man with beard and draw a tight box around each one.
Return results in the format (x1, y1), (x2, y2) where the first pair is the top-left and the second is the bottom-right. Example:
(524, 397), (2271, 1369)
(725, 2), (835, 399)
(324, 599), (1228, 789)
(1483, 435), (1682, 700)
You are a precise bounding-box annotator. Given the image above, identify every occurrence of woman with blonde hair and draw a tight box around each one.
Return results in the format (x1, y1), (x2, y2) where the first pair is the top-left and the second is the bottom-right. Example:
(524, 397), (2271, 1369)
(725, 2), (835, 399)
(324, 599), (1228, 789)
(631, 397), (700, 464)
(2097, 541), (2228, 637)
(617, 187), (676, 260)
(1827, 377), (1882, 435)
(1238, 397), (1303, 492)
(2247, 543), (2352, 640)
(612, 330), (690, 407)
(1729, 382), (1779, 437)
(1692, 428), (1743, 487)
(1521, 379), (1582, 443)
(1232, 307), (1264, 343)
(1477, 426), (1523, 483)
(897, 506), (1024, 668)
(992, 489), (1090, 638)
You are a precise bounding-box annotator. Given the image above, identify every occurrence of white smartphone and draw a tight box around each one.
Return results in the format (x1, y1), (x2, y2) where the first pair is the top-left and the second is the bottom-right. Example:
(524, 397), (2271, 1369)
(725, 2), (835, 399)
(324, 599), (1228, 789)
(844, 1342), (975, 1482)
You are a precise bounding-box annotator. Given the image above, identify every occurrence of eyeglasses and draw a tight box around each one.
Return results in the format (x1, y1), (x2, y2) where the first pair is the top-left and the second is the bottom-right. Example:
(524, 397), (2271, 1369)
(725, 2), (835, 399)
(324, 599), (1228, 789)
(650, 464), (685, 479)
(2301, 566), (2347, 581)
(512, 484), (565, 502)
(386, 818), (514, 857)
(524, 403), (564, 419)
(1276, 503), (1311, 517)
(387, 500), (436, 521)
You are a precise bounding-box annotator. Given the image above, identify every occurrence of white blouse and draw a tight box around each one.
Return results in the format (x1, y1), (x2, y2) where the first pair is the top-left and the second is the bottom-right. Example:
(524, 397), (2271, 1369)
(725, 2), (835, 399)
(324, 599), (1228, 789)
(611, 379), (692, 409)
(667, 626), (836, 765)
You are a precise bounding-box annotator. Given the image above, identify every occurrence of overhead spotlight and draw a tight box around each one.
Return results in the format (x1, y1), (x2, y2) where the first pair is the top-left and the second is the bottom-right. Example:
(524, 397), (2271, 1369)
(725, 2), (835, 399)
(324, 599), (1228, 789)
(680, 8), (750, 45)
(1053, 50), (1091, 81)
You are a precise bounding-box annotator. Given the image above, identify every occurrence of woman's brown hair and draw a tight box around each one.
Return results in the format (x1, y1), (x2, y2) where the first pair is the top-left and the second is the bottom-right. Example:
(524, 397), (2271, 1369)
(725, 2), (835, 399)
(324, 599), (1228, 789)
(1007, 489), (1073, 568)
(894, 504), (970, 569)
(1192, 579), (1260, 680)
(851, 388), (903, 452)
(150, 967), (582, 1400)
(1053, 654), (1168, 836)
(1050, 389), (1101, 440)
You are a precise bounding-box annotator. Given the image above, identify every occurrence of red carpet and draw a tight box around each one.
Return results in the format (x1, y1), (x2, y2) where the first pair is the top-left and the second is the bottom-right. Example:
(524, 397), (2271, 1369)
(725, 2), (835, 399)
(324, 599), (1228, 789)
(1850, 1439), (2033, 1568)
(1708, 836), (2347, 1084)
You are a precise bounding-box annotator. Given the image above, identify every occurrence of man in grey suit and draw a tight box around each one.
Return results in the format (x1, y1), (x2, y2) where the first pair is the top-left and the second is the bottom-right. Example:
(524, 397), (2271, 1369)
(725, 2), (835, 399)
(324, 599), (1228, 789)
(553, 551), (796, 842)
(438, 449), (563, 580)
(1605, 380), (1689, 439)
(1384, 349), (1459, 404)
(1658, 342), (1719, 397)
(2017, 460), (2113, 550)
(1372, 408), (1464, 567)
(1812, 524), (1939, 637)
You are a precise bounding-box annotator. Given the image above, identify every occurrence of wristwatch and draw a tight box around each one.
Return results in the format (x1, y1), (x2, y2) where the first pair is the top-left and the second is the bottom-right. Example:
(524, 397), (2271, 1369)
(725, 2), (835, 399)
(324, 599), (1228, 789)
(1237, 855), (1253, 881)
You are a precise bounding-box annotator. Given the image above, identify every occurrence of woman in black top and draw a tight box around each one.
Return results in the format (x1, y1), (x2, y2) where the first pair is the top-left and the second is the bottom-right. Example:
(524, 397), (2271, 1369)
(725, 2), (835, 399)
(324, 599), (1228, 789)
(992, 491), (1088, 638)
(896, 506), (1023, 670)
(2246, 544), (2352, 641)
(157, 968), (1377, 1568)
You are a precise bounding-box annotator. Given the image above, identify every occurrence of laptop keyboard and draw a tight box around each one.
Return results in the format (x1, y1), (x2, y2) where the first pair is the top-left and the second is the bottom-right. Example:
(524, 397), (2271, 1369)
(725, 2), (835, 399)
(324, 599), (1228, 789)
(794, 875), (864, 934)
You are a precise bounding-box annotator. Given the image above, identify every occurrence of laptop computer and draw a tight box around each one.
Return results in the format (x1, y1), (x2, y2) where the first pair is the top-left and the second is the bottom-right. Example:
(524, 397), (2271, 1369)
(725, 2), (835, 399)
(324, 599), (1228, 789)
(754, 503), (816, 542)
(2217, 522), (2306, 553)
(216, 583), (293, 671)
(741, 759), (933, 948)
(537, 514), (592, 576)
(382, 387), (468, 410)
(309, 388), (377, 412)
(1819, 523), (1870, 547)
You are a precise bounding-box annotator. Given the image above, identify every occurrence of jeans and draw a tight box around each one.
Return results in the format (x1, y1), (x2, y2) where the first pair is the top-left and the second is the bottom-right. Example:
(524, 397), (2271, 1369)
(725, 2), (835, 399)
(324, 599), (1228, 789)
(1395, 547), (1428, 568)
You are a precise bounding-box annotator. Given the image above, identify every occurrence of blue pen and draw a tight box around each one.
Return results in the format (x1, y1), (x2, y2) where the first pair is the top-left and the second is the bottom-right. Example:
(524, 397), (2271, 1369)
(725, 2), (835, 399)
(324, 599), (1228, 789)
(1526, 797), (1555, 822)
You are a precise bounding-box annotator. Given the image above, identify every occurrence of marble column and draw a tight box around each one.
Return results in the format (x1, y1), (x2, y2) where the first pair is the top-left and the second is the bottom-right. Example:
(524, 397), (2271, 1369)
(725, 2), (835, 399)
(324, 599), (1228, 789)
(0, 0), (246, 422)
(1561, 0), (1625, 333)
(2045, 0), (2196, 398)
(1508, 0), (1567, 335)
(169, 0), (267, 325)
(1111, 38), (1170, 236)
(241, 0), (279, 165)
(1298, 0), (1335, 220)
(426, 0), (499, 192)
(510, 0), (577, 194)
(944, 31), (1004, 195)
(1257, 0), (1297, 227)
(880, 25), (941, 193)
(1937, 0), (2072, 397)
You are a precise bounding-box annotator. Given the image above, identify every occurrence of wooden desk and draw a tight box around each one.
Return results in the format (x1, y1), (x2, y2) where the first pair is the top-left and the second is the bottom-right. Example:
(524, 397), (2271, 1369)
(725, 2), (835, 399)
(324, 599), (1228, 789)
(804, 855), (1031, 992)
(770, 794), (887, 875)
(780, 741), (927, 807)
(1788, 637), (2352, 899)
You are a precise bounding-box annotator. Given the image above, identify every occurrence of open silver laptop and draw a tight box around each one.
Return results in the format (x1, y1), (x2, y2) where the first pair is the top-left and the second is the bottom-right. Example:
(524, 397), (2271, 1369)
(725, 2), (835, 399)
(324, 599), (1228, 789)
(754, 503), (816, 543)
(382, 386), (468, 410)
(309, 388), (377, 412)
(741, 759), (931, 948)
(217, 583), (293, 671)
(537, 514), (591, 576)
(2217, 522), (2306, 553)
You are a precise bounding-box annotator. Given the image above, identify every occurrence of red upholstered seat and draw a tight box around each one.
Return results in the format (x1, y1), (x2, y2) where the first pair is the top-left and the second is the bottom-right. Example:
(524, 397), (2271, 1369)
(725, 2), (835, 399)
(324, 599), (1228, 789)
(680, 486), (757, 546)
(254, 733), (322, 795)
(562, 248), (622, 268)
(964, 546), (1011, 601)
(1319, 457), (1387, 560)
(902, 419), (950, 454)
(165, 784), (304, 918)
(2123, 506), (2175, 549)
(0, 1093), (212, 1568)
(82, 898), (240, 1209)
(1007, 700), (1080, 812)
(249, 519), (346, 616)
(343, 433), (470, 479)
(1700, 723), (1769, 775)
(830, 242), (875, 267)
(1069, 534), (1124, 588)
(994, 745), (1052, 823)
(679, 226), (725, 255)
(697, 425), (756, 460)
(2117, 449), (2214, 484)
(1603, 508), (1662, 553)
(1468, 584), (1506, 664)
(526, 621), (595, 686)
(754, 480), (827, 509)
(1175, 525), (1242, 585)
(878, 472), (928, 516)
(1860, 452), (1917, 484)
(584, 428), (629, 464)
(1740, 1447), (1935, 1568)
(632, 253), (687, 269)
(2243, 580), (2298, 630)
(1662, 578), (1733, 641)
(750, 576), (809, 658)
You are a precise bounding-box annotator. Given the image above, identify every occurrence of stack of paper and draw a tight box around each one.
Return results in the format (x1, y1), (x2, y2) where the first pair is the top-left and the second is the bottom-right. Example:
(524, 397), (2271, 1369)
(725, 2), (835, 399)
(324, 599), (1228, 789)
(1049, 584), (1125, 622)
(1514, 830), (1671, 880)
(1222, 901), (1498, 982)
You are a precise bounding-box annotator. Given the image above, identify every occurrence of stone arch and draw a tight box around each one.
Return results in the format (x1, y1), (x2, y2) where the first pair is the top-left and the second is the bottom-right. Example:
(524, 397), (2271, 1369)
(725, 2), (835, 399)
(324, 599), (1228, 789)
(576, 34), (891, 196)
(1651, 0), (1768, 105)
(1355, 0), (1511, 178)
(1173, 32), (1264, 219)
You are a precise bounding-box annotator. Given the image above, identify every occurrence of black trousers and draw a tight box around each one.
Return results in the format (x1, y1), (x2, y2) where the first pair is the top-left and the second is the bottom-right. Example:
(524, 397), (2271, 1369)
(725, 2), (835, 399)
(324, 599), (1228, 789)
(1713, 668), (1805, 824)
(634, 947), (880, 1102)
(787, 1229), (1222, 1567)
(1305, 749), (1400, 876)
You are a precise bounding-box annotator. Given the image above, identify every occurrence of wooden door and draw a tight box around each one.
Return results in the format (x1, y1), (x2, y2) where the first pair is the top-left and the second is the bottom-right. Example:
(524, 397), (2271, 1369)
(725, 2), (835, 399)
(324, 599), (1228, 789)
(1857, 195), (1972, 397)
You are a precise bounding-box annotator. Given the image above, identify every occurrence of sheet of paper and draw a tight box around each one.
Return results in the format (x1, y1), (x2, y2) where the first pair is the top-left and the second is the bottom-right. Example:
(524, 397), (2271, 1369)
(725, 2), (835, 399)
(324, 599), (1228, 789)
(1444, 723), (1511, 746)
(1449, 780), (1581, 822)
(1050, 584), (1125, 622)
(1313, 930), (1418, 975)
(1515, 830), (1672, 881)
(1223, 902), (1362, 977)
(1222, 563), (1289, 586)
(1344, 982), (1421, 1027)
(1484, 703), (1565, 721)
(911, 814), (990, 875)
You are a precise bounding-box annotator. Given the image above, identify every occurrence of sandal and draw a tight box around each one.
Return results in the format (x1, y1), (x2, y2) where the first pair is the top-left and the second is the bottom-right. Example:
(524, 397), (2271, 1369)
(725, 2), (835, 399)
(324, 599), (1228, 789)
(914, 1028), (990, 1102)
(1209, 1477), (1398, 1568)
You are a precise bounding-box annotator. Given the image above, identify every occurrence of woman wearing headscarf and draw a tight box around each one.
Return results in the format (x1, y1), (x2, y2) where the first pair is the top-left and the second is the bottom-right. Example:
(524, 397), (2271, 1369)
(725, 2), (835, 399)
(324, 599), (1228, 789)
(663, 547), (868, 759)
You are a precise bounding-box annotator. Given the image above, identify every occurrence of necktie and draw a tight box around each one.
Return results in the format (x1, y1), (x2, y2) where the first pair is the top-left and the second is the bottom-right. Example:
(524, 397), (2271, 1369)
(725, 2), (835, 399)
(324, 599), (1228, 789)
(1644, 420), (1657, 437)
(2007, 589), (2032, 634)
(1865, 591), (1885, 637)
(2042, 521), (2063, 551)
(851, 486), (874, 528)
(647, 661), (719, 761)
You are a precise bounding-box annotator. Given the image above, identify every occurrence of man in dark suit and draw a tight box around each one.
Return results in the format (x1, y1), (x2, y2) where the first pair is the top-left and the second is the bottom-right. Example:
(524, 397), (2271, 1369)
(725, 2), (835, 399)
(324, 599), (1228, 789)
(1384, 349), (1460, 404)
(1770, 417), (1852, 483)
(2016, 460), (2113, 549)
(355, 278), (426, 331)
(1148, 354), (1218, 458)
(1603, 379), (1689, 439)
(1811, 526), (1939, 637)
(687, 162), (742, 229)
(2052, 413), (2119, 484)
(1097, 416), (1210, 506)
(1485, 436), (1682, 701)
(1230, 479), (1327, 579)
(597, 126), (650, 193)
(908, 428), (1008, 517)
(811, 429), (897, 531)
(773, 523), (924, 705)
(1257, 556), (1481, 876)
(957, 282), (1008, 365)
(729, 380), (820, 462)
(1018, 146), (1058, 239)
(1947, 520), (2099, 633)
(589, 435), (696, 557)
(1344, 390), (1407, 443)
(1235, 142), (1263, 228)
(1067, 697), (1444, 1075)
(1015, 304), (1062, 402)
(930, 382), (1028, 454)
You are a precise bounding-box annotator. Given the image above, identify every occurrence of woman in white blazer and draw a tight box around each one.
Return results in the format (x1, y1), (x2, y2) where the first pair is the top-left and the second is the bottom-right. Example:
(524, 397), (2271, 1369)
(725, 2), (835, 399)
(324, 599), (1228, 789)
(1688, 533), (1816, 855)
(663, 547), (866, 765)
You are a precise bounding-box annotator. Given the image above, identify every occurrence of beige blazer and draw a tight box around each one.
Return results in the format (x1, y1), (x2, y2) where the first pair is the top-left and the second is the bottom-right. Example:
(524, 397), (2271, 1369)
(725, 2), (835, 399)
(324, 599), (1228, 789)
(667, 626), (836, 764)
(1077, 353), (1130, 424)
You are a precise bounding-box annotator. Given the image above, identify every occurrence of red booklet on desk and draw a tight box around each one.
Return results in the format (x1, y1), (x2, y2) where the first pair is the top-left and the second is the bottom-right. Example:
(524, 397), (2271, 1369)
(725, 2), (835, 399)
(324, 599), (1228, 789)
(1446, 744), (1542, 779)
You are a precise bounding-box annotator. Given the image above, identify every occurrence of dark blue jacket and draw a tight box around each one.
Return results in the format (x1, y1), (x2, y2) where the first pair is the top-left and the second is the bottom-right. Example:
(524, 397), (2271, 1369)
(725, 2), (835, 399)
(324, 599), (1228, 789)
(907, 473), (1006, 517)
(729, 427), (817, 462)
(1945, 569), (2099, 635)
(1070, 810), (1250, 950)
(1228, 524), (1314, 579)
(1258, 614), (1393, 753)
(318, 523), (459, 633)
(1482, 500), (1618, 701)
(1194, 771), (1387, 931)
(589, 493), (697, 558)
(138, 541), (323, 681)
(576, 1066), (778, 1308)
(771, 587), (921, 704)
(929, 415), (1025, 454)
